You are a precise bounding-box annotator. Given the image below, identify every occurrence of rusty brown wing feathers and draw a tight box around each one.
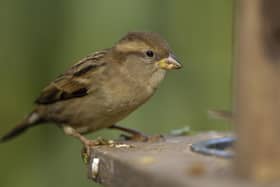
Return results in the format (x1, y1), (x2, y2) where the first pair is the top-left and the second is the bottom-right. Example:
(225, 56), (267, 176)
(1, 49), (108, 142)
(36, 50), (108, 104)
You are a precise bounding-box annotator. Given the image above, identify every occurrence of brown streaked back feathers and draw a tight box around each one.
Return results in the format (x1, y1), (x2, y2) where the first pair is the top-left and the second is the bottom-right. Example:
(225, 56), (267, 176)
(35, 50), (108, 104)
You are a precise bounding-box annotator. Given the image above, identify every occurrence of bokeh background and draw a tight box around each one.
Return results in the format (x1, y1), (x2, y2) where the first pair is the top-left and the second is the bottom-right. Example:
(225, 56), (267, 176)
(0, 1), (232, 187)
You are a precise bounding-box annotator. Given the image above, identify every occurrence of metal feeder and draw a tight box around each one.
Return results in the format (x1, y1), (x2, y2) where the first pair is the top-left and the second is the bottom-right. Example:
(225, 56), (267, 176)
(190, 137), (236, 159)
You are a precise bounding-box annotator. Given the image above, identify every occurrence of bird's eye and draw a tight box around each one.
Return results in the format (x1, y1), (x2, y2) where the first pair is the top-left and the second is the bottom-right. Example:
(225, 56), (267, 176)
(145, 50), (154, 58)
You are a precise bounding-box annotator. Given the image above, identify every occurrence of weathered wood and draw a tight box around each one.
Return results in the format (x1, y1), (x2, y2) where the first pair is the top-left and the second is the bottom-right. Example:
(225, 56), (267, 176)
(87, 132), (277, 187)
(235, 0), (280, 181)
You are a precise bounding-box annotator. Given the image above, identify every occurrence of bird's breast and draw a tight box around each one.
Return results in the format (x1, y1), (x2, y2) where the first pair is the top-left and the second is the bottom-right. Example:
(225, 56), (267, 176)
(101, 75), (153, 111)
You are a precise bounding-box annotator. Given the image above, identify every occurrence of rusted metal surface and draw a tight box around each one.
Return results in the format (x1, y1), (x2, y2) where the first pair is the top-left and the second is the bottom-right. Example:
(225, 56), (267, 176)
(87, 132), (278, 187)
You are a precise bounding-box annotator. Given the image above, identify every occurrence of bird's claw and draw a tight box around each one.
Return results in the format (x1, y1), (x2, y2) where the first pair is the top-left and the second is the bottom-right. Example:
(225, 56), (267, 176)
(81, 138), (111, 164)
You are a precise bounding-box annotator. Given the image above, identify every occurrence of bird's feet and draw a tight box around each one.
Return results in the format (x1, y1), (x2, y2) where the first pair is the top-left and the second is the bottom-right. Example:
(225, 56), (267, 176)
(109, 124), (165, 142)
(81, 139), (99, 164)
(81, 137), (134, 164)
(81, 138), (116, 164)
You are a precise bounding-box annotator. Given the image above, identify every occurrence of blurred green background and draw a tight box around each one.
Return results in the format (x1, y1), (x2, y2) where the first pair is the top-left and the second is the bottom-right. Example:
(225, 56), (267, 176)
(0, 1), (232, 187)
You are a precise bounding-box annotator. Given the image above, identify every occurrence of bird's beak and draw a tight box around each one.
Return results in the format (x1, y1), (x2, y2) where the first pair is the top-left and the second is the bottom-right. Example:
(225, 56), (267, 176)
(156, 55), (182, 70)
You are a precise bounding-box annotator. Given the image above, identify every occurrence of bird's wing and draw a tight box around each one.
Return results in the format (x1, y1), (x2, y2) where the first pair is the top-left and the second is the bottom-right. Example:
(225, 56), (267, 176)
(35, 49), (108, 104)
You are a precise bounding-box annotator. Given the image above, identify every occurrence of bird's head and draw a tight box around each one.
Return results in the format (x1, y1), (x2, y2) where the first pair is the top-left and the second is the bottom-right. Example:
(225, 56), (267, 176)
(107, 32), (181, 90)
(113, 32), (182, 71)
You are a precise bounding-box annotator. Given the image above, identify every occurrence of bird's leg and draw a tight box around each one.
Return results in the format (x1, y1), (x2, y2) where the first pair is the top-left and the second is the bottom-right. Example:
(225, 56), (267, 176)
(63, 126), (99, 146)
(109, 124), (149, 141)
(63, 126), (99, 163)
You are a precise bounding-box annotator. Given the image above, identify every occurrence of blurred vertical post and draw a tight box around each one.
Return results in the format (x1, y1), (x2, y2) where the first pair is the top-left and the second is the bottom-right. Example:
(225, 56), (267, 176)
(235, 0), (280, 181)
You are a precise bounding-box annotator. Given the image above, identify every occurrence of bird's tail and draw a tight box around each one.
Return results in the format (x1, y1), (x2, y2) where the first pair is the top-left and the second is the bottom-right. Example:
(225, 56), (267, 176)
(1, 110), (44, 143)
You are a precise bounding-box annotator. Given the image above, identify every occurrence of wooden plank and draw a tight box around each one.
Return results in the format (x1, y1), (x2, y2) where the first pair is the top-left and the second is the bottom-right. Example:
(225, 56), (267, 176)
(235, 0), (280, 181)
(87, 132), (276, 187)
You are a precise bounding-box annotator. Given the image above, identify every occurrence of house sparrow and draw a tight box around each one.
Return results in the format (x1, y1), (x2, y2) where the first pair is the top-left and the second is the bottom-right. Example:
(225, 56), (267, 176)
(1, 32), (182, 149)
